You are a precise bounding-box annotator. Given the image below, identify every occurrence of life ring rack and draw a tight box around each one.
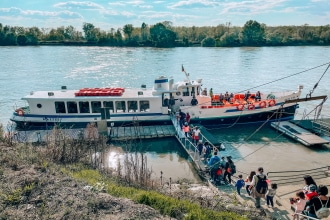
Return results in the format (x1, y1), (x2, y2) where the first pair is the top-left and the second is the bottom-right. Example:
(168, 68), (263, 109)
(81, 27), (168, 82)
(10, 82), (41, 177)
(259, 101), (267, 108)
(15, 108), (24, 116)
(248, 104), (255, 110)
(236, 104), (244, 111)
(268, 99), (276, 107)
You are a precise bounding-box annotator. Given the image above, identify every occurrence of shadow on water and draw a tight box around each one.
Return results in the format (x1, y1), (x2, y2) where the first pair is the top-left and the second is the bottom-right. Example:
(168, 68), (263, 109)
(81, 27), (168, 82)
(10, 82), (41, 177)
(104, 137), (202, 183)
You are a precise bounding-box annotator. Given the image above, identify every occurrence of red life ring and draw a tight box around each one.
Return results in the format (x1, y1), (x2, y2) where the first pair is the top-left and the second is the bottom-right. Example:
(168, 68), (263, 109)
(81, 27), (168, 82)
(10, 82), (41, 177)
(259, 101), (267, 108)
(268, 99), (276, 107)
(248, 104), (255, 110)
(236, 104), (244, 111)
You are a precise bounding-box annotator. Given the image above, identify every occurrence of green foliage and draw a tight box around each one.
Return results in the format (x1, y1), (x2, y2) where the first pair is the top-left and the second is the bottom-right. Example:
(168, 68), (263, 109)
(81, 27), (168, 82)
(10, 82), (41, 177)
(1, 21), (329, 46)
(66, 168), (247, 220)
(2, 183), (35, 205)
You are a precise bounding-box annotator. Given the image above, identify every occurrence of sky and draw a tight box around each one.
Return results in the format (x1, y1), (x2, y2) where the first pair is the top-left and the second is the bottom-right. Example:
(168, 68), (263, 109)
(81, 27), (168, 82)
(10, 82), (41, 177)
(0, 0), (329, 31)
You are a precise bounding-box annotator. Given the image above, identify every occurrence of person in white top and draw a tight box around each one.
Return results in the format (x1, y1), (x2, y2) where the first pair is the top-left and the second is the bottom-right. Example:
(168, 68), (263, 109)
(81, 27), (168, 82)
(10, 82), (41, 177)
(292, 190), (307, 220)
(245, 171), (256, 196)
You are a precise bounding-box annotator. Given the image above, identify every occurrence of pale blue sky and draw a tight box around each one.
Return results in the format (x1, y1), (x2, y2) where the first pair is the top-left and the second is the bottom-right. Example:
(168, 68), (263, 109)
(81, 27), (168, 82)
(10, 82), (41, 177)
(0, 0), (329, 31)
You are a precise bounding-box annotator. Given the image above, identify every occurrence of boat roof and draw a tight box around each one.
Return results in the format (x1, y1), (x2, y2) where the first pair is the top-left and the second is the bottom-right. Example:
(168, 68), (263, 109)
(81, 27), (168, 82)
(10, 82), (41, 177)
(23, 88), (159, 100)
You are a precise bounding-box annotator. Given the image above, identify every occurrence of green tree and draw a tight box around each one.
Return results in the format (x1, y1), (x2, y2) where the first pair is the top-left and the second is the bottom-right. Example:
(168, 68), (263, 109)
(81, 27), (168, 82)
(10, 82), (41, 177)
(83, 23), (98, 42)
(123, 24), (134, 40)
(17, 35), (27, 45)
(201, 37), (215, 47)
(149, 22), (176, 47)
(241, 20), (265, 46)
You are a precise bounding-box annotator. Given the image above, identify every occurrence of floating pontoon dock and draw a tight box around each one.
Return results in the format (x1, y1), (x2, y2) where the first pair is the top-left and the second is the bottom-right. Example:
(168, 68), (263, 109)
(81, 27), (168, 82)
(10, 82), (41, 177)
(270, 121), (329, 146)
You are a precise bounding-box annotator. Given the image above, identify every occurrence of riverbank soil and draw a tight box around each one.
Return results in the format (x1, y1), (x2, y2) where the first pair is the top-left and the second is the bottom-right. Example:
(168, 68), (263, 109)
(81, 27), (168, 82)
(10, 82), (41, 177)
(0, 142), (171, 220)
(0, 141), (274, 219)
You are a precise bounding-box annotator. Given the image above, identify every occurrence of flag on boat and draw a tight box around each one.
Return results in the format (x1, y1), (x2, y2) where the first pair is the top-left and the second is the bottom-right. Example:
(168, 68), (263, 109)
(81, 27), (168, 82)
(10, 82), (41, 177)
(182, 65), (185, 72)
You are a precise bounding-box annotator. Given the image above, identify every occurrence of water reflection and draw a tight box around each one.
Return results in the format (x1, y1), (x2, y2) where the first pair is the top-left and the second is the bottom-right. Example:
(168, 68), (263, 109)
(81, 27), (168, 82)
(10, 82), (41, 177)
(104, 137), (202, 183)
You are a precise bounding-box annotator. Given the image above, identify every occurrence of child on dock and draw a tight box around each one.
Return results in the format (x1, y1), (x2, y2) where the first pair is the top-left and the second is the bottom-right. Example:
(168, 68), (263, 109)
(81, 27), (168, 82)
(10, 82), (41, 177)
(266, 183), (278, 208)
(235, 175), (245, 195)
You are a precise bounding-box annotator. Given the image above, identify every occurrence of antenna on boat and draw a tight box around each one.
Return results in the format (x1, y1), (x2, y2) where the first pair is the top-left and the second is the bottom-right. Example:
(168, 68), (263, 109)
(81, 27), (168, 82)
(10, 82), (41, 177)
(181, 65), (191, 83)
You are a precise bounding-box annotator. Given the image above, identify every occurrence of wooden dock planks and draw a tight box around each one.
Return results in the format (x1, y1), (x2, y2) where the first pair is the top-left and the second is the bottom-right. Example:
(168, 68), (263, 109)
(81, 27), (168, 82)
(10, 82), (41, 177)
(271, 121), (329, 146)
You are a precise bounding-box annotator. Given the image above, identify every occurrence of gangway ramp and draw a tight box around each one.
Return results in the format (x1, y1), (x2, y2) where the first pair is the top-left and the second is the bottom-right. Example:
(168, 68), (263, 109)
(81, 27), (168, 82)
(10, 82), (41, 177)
(271, 121), (329, 146)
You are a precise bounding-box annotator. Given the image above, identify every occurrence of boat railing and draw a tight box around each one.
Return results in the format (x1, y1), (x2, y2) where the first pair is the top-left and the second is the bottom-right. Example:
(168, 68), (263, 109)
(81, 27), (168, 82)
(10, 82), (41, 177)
(267, 166), (330, 186)
(293, 212), (319, 220)
(170, 115), (201, 169)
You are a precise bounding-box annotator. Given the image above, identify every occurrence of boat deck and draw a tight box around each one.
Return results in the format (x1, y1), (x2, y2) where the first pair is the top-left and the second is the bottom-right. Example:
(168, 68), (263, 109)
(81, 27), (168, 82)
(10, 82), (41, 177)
(270, 121), (329, 146)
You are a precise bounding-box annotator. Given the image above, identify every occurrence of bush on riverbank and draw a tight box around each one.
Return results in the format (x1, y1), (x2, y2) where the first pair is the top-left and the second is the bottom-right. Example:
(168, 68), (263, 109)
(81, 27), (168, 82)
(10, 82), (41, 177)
(0, 124), (267, 219)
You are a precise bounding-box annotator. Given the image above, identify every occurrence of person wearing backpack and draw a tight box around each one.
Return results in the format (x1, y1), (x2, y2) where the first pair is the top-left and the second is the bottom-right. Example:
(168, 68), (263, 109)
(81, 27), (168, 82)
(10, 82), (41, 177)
(304, 185), (330, 219)
(223, 156), (235, 185)
(249, 167), (268, 208)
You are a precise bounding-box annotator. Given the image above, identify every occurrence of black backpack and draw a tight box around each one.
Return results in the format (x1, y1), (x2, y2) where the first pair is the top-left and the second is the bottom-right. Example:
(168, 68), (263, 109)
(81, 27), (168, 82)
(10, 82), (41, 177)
(229, 163), (236, 174)
(255, 175), (268, 194)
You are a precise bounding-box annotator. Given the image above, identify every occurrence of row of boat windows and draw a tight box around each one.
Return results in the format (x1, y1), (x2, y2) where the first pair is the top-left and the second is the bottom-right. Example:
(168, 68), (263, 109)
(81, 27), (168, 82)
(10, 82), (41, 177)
(54, 100), (150, 114)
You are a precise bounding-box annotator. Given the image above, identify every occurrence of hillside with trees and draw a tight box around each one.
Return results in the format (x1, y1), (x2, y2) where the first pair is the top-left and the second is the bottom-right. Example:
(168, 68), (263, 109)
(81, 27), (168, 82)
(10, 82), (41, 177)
(0, 20), (329, 47)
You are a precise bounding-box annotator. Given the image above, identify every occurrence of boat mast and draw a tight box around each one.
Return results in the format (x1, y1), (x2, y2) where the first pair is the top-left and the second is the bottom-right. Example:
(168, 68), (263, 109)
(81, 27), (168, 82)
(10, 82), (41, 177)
(181, 65), (191, 83)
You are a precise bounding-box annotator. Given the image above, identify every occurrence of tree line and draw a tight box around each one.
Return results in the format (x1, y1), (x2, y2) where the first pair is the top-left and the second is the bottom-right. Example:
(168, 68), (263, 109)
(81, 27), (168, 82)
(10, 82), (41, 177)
(0, 20), (329, 47)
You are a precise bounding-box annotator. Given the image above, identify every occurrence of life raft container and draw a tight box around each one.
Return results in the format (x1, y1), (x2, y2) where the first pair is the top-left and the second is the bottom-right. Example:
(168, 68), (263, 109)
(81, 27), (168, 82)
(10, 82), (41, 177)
(248, 104), (255, 110)
(259, 101), (267, 108)
(268, 99), (276, 107)
(236, 104), (244, 111)
(16, 109), (24, 116)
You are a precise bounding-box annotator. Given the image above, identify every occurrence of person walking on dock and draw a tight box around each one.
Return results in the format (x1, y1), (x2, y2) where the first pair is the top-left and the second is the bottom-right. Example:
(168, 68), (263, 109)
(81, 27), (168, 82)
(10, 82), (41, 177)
(224, 156), (235, 185)
(249, 167), (268, 208)
(192, 126), (200, 145)
(182, 122), (190, 138)
(208, 151), (220, 182)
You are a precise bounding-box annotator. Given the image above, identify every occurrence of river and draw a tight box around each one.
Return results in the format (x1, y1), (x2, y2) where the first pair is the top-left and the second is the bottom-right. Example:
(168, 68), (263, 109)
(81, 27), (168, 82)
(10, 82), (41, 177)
(0, 46), (329, 182)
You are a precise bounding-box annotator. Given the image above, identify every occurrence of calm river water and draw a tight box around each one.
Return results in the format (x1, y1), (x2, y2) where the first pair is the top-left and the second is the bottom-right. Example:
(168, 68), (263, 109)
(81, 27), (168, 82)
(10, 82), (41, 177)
(0, 46), (329, 182)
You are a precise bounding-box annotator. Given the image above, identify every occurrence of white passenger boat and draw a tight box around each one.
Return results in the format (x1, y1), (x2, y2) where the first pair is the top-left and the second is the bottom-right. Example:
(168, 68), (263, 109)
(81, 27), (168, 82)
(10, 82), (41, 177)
(10, 68), (303, 129)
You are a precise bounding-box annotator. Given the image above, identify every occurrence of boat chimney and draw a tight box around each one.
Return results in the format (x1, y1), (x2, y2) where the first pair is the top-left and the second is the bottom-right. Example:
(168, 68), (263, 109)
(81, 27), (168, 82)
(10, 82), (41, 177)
(153, 76), (169, 91)
(298, 85), (303, 91)
(61, 86), (67, 90)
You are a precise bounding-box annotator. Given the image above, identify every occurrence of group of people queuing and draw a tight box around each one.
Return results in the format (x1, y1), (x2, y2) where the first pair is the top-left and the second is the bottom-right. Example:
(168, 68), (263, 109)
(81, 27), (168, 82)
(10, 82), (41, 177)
(207, 152), (237, 186)
(233, 169), (330, 219)
(290, 175), (330, 219)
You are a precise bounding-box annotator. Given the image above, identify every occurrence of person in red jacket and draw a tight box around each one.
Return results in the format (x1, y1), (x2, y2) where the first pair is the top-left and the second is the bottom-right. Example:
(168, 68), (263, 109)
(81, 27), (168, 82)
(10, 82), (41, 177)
(305, 184), (318, 200)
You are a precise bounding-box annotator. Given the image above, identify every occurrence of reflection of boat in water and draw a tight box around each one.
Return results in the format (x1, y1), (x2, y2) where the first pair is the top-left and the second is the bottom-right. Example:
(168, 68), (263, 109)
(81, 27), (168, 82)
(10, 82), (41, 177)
(11, 67), (303, 129)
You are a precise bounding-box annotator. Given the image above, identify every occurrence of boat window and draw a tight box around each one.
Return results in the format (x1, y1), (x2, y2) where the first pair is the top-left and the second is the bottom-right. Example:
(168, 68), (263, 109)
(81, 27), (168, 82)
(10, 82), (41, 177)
(139, 100), (150, 112)
(128, 101), (138, 112)
(55, 101), (66, 113)
(67, 101), (78, 113)
(191, 87), (195, 96)
(103, 101), (114, 113)
(183, 87), (189, 96)
(91, 101), (102, 113)
(79, 101), (90, 113)
(115, 101), (126, 113)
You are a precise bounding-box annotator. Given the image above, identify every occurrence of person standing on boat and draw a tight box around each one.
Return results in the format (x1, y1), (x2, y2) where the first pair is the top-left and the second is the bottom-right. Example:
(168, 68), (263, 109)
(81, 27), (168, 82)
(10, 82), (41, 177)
(197, 140), (204, 156)
(191, 96), (198, 106)
(202, 88), (207, 96)
(169, 96), (176, 111)
(244, 91), (251, 101)
(255, 91), (261, 101)
(209, 88), (213, 98)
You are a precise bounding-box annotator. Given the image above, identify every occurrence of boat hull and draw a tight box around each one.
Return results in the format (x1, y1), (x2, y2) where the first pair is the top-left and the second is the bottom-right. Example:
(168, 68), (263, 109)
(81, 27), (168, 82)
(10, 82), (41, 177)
(11, 104), (298, 130)
(190, 104), (298, 127)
